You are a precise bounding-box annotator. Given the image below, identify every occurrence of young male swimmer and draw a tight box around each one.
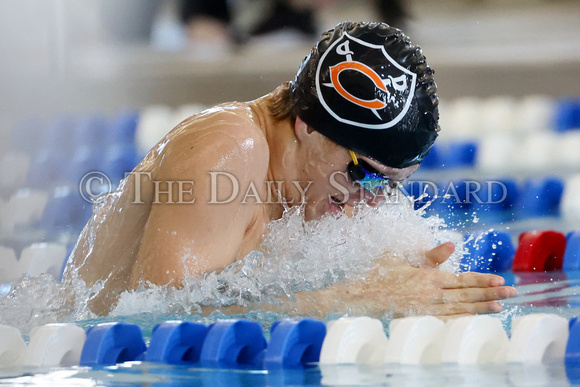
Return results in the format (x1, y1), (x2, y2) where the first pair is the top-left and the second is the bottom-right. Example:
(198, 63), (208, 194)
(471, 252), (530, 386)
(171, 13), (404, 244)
(64, 21), (517, 316)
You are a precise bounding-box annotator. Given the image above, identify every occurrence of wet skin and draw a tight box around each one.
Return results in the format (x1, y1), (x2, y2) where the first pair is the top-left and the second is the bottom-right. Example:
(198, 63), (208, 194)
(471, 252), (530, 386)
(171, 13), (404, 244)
(64, 85), (516, 316)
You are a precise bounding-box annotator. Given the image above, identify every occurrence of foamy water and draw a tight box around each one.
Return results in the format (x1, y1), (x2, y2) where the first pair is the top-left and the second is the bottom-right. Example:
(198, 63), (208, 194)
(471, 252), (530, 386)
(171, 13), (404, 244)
(1, 194), (466, 331)
(112, 198), (462, 317)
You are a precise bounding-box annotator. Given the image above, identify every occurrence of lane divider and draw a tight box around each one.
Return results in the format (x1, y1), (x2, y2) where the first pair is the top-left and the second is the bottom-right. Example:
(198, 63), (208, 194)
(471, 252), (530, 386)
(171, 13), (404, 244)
(461, 230), (515, 273)
(507, 314), (568, 363)
(0, 325), (26, 367)
(564, 231), (580, 271)
(461, 229), (576, 273)
(80, 322), (146, 366)
(319, 317), (387, 364)
(25, 323), (86, 368)
(384, 315), (444, 365)
(265, 317), (326, 369)
(2, 313), (578, 369)
(513, 230), (567, 272)
(145, 320), (208, 365)
(441, 315), (508, 364)
(199, 319), (266, 368)
(567, 317), (580, 368)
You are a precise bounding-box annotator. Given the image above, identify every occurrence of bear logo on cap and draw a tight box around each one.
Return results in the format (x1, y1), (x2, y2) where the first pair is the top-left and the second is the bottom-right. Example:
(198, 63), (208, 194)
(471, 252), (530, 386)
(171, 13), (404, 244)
(317, 33), (417, 130)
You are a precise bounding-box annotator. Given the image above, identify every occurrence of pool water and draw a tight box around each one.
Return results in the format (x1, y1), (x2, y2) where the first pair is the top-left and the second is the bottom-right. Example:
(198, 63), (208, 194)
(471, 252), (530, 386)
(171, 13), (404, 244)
(2, 109), (578, 386)
(2, 271), (580, 386)
(0, 362), (571, 386)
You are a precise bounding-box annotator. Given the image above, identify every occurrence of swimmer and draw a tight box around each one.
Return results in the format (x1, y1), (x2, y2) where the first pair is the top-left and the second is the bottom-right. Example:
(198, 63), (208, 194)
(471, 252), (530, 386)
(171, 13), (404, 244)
(64, 21), (517, 317)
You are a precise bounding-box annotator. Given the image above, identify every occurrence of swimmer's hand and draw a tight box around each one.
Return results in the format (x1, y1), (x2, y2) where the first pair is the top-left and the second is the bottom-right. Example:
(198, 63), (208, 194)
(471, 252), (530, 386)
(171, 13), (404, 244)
(291, 242), (517, 320)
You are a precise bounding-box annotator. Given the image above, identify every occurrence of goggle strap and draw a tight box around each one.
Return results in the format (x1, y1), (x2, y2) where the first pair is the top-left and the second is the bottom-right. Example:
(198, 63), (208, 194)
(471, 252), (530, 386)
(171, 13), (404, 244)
(349, 150), (359, 165)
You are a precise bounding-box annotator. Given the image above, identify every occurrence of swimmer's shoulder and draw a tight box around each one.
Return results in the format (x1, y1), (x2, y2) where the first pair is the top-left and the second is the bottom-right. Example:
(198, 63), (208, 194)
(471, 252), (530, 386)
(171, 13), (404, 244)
(151, 102), (270, 177)
(172, 102), (268, 148)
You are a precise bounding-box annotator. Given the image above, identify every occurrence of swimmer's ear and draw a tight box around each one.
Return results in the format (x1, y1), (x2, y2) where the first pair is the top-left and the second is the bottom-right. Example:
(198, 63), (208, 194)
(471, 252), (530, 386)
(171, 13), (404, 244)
(294, 116), (315, 142)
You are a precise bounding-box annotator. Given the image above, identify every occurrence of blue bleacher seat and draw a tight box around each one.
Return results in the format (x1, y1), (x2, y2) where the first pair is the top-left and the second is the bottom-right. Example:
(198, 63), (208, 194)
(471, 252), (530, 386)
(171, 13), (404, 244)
(10, 118), (44, 155)
(65, 146), (103, 185)
(108, 110), (139, 146)
(61, 114), (110, 185)
(102, 143), (138, 185)
(73, 115), (108, 149)
(555, 98), (580, 132)
(41, 185), (92, 239)
(26, 117), (76, 188)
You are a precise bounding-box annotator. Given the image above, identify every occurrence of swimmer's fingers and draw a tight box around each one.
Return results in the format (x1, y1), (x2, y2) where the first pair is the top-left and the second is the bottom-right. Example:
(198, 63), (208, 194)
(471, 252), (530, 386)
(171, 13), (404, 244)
(434, 271), (506, 289)
(440, 286), (517, 304)
(423, 242), (455, 268)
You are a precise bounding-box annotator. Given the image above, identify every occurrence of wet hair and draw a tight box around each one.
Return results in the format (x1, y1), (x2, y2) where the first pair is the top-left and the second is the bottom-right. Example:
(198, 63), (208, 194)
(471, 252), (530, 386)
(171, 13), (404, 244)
(268, 81), (297, 121)
(283, 21), (439, 169)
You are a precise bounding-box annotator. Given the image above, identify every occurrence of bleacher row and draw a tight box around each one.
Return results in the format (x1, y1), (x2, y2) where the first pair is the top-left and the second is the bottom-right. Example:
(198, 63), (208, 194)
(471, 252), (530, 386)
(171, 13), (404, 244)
(0, 96), (579, 284)
(432, 95), (580, 171)
(438, 96), (580, 137)
(416, 95), (580, 223)
(1, 314), (580, 369)
(0, 104), (207, 243)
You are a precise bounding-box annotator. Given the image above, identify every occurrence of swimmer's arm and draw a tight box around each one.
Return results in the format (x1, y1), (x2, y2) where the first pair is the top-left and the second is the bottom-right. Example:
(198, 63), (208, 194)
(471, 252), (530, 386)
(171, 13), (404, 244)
(130, 116), (269, 288)
(281, 243), (518, 319)
(287, 272), (514, 319)
(198, 244), (517, 319)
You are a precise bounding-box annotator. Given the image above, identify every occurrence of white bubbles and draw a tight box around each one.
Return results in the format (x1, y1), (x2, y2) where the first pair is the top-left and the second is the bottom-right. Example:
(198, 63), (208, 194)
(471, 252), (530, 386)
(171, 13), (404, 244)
(1, 197), (463, 327)
(111, 199), (462, 316)
(0, 274), (76, 333)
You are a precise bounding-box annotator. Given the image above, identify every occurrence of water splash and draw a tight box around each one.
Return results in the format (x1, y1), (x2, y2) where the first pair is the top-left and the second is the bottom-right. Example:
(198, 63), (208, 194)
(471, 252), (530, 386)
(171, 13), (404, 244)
(1, 196), (465, 331)
(112, 198), (462, 316)
(0, 274), (96, 332)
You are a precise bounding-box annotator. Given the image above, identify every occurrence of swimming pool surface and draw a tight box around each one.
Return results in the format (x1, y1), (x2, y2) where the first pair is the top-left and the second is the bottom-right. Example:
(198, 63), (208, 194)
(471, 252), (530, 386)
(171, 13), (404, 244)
(2, 271), (580, 386)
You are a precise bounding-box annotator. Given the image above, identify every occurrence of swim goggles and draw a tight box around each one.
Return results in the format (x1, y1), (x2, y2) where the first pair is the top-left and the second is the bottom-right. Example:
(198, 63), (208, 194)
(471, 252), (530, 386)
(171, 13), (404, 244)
(347, 150), (401, 196)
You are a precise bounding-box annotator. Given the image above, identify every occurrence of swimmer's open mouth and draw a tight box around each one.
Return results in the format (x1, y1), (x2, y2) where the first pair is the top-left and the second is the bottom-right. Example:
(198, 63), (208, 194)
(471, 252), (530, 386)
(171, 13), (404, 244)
(328, 196), (345, 214)
(330, 196), (345, 206)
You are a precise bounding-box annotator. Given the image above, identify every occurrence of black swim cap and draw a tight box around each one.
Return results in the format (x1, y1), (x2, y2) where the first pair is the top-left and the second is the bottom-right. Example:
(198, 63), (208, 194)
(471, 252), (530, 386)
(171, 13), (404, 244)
(292, 21), (439, 169)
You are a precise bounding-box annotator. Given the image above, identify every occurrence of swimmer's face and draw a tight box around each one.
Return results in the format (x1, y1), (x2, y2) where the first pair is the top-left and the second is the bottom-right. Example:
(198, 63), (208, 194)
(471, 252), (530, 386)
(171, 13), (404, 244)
(296, 126), (419, 220)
